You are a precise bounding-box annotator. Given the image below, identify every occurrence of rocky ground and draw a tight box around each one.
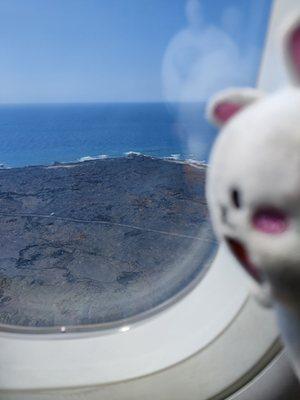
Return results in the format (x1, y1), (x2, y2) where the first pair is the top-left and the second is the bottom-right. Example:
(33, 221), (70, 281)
(0, 155), (216, 329)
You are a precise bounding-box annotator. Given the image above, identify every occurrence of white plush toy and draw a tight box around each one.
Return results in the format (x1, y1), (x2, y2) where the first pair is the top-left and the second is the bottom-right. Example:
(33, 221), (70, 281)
(206, 15), (300, 379)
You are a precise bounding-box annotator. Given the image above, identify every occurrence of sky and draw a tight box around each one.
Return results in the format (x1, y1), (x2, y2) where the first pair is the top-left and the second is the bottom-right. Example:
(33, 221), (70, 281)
(0, 0), (272, 104)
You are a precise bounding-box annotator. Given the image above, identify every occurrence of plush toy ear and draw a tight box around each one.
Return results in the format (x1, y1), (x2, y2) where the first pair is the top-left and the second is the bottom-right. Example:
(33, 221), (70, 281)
(282, 15), (300, 85)
(206, 88), (263, 128)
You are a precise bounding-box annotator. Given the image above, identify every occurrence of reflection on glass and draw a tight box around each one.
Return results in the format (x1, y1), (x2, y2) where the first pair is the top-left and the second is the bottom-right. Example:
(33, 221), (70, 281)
(0, 0), (272, 332)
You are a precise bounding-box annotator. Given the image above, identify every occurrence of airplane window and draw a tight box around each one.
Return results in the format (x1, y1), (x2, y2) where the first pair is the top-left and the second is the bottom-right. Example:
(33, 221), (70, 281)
(0, 0), (272, 331)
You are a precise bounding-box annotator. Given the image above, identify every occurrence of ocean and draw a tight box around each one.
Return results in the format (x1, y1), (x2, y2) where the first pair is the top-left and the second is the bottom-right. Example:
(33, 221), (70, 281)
(0, 102), (217, 168)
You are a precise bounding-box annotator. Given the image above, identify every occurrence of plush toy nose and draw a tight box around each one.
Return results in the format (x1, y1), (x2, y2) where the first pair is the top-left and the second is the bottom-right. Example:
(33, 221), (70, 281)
(226, 237), (263, 283)
(252, 208), (289, 234)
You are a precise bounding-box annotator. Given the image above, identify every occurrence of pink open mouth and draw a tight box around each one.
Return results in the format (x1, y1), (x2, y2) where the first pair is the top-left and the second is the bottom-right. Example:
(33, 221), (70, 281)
(226, 238), (262, 283)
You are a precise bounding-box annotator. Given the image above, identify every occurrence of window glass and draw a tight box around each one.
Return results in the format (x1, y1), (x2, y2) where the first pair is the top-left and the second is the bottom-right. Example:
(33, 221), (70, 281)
(0, 0), (272, 331)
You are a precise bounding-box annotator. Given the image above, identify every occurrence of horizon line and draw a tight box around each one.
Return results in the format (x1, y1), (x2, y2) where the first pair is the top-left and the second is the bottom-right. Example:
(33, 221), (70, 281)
(0, 100), (207, 106)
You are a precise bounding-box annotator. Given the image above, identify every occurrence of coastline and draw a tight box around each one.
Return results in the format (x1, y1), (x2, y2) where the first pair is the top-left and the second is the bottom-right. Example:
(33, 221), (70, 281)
(49, 154), (208, 170)
(0, 152), (208, 171)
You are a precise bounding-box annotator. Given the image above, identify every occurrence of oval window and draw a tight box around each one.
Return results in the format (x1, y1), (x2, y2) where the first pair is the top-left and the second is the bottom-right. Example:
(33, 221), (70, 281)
(0, 0), (271, 332)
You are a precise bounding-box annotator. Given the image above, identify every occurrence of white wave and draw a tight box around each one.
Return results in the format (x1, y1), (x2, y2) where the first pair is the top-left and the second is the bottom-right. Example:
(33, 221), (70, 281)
(124, 151), (142, 157)
(186, 158), (207, 166)
(78, 156), (95, 162)
(78, 154), (108, 162)
(164, 154), (181, 161)
(0, 163), (10, 169)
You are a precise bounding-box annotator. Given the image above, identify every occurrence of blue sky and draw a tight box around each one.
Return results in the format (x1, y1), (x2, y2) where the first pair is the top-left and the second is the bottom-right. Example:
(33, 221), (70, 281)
(0, 0), (272, 103)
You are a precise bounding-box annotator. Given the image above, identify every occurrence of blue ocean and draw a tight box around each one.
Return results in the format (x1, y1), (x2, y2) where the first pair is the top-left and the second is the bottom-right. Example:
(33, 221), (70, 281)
(0, 103), (217, 167)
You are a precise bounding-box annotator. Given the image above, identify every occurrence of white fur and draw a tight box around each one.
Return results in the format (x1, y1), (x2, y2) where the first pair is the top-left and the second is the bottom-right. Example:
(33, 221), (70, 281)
(206, 13), (300, 379)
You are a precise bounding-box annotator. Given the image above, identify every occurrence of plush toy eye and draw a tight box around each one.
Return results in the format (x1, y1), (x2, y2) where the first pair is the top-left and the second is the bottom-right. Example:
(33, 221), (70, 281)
(231, 188), (241, 209)
(252, 208), (289, 234)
